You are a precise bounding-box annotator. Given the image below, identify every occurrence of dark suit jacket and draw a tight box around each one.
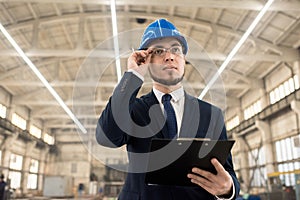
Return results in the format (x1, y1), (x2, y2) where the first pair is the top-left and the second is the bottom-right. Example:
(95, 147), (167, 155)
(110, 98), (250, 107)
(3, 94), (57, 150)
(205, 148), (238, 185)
(96, 72), (240, 200)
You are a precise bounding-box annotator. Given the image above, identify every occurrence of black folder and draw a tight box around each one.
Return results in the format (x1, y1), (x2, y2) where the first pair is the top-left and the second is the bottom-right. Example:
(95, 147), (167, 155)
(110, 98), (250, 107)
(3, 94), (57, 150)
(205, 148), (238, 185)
(145, 138), (235, 186)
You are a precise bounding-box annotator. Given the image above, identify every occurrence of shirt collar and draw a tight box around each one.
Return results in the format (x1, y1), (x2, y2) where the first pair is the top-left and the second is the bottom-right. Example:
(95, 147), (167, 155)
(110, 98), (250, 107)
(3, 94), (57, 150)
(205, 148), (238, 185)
(153, 86), (184, 103)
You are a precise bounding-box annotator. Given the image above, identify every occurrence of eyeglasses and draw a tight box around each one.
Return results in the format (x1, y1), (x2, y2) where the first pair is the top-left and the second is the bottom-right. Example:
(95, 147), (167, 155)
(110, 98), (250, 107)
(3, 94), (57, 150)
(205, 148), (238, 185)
(150, 46), (184, 57)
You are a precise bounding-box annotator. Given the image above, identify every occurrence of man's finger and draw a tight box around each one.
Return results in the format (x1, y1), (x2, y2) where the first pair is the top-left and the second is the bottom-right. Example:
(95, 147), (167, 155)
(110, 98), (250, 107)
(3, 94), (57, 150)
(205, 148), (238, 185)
(211, 158), (226, 174)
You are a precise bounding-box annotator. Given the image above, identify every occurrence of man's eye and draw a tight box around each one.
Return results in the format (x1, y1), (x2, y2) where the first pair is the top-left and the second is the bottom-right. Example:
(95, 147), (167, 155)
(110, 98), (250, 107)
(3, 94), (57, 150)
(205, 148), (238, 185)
(153, 49), (164, 55)
(171, 47), (181, 53)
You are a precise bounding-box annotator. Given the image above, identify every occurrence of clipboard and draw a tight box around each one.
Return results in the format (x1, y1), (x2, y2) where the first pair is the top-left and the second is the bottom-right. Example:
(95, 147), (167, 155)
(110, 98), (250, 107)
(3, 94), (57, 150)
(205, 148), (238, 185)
(145, 138), (235, 186)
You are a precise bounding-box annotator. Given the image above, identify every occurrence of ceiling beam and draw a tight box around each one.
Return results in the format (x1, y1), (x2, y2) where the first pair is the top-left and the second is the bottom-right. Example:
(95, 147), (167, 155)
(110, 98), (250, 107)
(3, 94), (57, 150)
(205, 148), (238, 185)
(0, 80), (117, 88)
(34, 114), (98, 119)
(0, 0), (299, 11)
(0, 57), (70, 80)
(12, 100), (108, 106)
(0, 13), (297, 64)
(3, 12), (297, 56)
(2, 80), (250, 90)
(45, 124), (96, 129)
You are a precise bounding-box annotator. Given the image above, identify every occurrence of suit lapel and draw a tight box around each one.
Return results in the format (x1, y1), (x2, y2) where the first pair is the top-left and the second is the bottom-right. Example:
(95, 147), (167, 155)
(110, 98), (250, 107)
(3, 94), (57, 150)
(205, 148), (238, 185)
(143, 91), (169, 139)
(179, 93), (200, 138)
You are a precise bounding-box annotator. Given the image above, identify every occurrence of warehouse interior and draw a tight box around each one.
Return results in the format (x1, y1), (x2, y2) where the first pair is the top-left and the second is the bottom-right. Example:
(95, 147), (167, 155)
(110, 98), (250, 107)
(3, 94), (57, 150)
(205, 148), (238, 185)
(0, 0), (299, 199)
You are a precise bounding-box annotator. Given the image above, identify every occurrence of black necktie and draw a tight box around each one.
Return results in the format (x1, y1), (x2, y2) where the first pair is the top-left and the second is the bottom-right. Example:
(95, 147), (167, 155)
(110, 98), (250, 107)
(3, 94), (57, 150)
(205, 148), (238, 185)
(162, 94), (177, 139)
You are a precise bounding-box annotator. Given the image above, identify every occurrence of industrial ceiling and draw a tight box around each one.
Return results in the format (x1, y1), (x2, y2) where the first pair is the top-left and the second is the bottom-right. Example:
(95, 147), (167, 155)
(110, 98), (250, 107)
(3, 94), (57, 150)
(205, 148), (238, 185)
(0, 0), (299, 144)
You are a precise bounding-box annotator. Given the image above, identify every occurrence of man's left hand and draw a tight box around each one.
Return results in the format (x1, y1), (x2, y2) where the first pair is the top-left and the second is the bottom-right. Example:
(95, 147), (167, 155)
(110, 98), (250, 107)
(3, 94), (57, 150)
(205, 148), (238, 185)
(187, 158), (233, 196)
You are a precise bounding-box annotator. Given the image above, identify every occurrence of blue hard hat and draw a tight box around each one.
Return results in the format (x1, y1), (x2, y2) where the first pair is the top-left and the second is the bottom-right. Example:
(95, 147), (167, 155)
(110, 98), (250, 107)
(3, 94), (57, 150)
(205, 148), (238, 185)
(139, 19), (188, 54)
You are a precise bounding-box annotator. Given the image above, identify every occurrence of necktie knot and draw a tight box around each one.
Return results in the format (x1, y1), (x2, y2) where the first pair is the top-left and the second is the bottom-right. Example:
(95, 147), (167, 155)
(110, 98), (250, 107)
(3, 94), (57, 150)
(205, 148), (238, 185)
(162, 94), (172, 103)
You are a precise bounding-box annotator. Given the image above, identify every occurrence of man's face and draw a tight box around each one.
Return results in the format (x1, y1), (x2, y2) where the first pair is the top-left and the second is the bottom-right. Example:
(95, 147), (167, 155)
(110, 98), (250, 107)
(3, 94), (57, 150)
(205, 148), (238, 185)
(147, 38), (186, 86)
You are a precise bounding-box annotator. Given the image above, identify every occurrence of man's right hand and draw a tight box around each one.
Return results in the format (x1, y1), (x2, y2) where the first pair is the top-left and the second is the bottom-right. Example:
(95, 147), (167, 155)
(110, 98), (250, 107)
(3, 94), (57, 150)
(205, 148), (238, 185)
(127, 49), (152, 77)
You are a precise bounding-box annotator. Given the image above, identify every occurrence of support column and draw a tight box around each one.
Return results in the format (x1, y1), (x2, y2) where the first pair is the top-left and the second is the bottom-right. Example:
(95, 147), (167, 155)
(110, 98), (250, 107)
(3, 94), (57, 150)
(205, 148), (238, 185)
(0, 133), (19, 185)
(38, 146), (49, 191)
(255, 120), (275, 191)
(6, 105), (15, 121)
(1, 150), (11, 180)
(259, 88), (269, 110)
(291, 100), (300, 126)
(26, 110), (31, 132)
(233, 132), (249, 193)
(236, 107), (244, 122)
(0, 132), (19, 152)
(256, 120), (274, 173)
(293, 61), (299, 82)
(21, 141), (36, 194)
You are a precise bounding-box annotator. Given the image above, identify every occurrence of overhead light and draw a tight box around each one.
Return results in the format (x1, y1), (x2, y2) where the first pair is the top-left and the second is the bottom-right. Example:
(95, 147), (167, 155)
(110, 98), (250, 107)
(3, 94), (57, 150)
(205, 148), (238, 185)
(199, 0), (274, 99)
(0, 23), (87, 134)
(110, 0), (122, 82)
(136, 18), (147, 24)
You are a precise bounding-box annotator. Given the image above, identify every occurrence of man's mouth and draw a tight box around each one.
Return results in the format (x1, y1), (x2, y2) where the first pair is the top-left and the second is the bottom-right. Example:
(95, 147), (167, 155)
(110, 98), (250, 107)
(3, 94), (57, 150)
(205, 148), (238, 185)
(163, 65), (177, 70)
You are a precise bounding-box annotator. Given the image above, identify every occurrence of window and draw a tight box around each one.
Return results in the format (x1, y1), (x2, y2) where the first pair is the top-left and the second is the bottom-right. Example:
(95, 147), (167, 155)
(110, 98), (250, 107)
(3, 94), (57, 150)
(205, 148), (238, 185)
(43, 133), (55, 145)
(278, 162), (296, 186)
(294, 75), (300, 89)
(27, 174), (38, 189)
(226, 116), (239, 130)
(248, 148), (266, 187)
(29, 159), (39, 173)
(276, 136), (300, 162)
(270, 75), (300, 104)
(292, 135), (300, 159)
(9, 154), (23, 170)
(248, 148), (265, 167)
(244, 100), (262, 120)
(30, 125), (42, 138)
(27, 159), (39, 189)
(275, 136), (300, 186)
(8, 171), (21, 189)
(12, 113), (26, 130)
(9, 153), (23, 189)
(0, 103), (6, 118)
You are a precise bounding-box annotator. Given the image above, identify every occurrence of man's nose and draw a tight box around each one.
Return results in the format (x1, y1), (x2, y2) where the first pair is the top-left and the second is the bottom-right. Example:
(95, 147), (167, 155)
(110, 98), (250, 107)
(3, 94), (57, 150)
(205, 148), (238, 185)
(164, 51), (175, 62)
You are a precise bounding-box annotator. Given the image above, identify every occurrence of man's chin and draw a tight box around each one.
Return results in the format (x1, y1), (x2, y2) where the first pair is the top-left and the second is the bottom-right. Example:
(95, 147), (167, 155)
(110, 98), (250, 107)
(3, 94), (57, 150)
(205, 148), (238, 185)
(149, 69), (184, 86)
(152, 76), (183, 86)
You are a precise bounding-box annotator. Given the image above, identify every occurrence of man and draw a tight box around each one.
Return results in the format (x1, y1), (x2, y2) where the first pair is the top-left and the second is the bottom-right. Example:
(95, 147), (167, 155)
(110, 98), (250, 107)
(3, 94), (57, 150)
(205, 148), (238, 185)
(96, 18), (240, 200)
(0, 174), (6, 200)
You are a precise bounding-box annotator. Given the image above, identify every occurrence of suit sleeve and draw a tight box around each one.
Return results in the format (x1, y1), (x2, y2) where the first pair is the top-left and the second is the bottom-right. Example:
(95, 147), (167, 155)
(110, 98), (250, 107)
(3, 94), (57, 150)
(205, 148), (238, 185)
(95, 72), (143, 147)
(214, 107), (240, 199)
